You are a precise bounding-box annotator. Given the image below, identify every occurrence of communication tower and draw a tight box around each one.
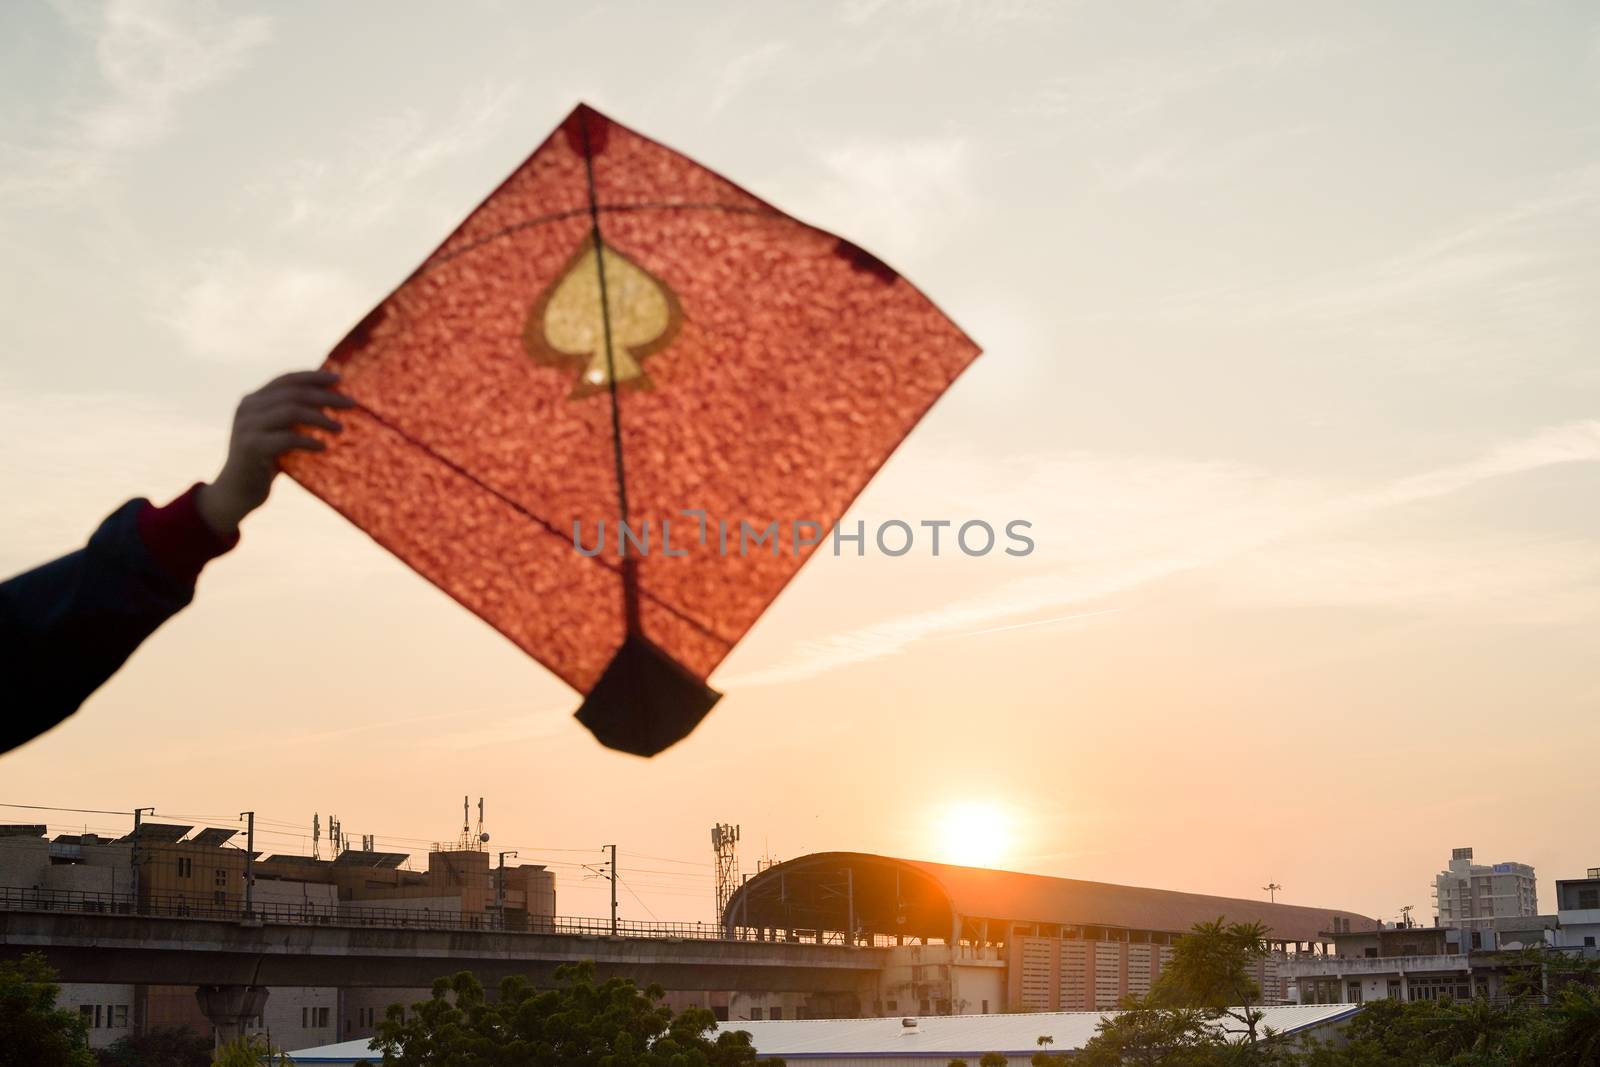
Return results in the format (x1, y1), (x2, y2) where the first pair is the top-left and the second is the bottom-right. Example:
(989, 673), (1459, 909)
(712, 823), (740, 922)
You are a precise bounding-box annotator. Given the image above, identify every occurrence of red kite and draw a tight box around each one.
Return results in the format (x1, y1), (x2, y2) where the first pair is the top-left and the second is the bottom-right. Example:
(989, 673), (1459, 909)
(285, 104), (980, 756)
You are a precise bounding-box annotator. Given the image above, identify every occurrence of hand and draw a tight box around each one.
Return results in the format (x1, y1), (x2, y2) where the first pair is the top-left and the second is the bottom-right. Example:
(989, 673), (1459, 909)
(197, 370), (355, 537)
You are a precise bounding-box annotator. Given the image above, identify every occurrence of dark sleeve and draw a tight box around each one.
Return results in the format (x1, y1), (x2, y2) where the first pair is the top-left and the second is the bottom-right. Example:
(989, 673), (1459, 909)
(0, 487), (237, 756)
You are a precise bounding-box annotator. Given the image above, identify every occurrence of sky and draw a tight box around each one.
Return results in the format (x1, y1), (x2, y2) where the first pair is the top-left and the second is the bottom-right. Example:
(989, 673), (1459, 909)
(2, 0), (1598, 929)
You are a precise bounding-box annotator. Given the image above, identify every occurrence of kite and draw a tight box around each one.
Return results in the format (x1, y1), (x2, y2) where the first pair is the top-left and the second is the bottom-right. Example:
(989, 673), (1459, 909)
(285, 104), (980, 756)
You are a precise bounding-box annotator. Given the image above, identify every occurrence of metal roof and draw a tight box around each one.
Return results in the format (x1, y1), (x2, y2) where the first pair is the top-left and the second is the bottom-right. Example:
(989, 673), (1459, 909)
(725, 1005), (1361, 1058)
(902, 856), (1373, 942)
(285, 1006), (1361, 1064)
(726, 852), (1374, 944)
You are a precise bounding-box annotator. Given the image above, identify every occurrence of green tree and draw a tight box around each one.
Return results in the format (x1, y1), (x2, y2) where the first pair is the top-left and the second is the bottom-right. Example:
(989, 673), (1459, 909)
(1075, 999), (1233, 1067)
(96, 1025), (212, 1067)
(978, 1053), (1009, 1067)
(1532, 984), (1600, 1067)
(372, 961), (776, 1066)
(1152, 918), (1271, 1044)
(211, 1034), (295, 1066)
(0, 952), (95, 1067)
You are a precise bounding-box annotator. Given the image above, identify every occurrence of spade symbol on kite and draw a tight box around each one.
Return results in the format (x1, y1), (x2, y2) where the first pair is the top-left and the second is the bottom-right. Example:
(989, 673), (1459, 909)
(288, 103), (980, 757)
(526, 240), (682, 399)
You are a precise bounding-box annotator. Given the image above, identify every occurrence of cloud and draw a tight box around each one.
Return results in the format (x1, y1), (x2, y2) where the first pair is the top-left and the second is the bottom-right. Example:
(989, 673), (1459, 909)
(716, 421), (1600, 686)
(154, 255), (367, 367)
(795, 136), (973, 261)
(1027, 38), (1342, 130)
(1156, 165), (1600, 348)
(1223, 536), (1600, 625)
(263, 83), (523, 234)
(709, 42), (787, 116)
(3, 0), (270, 196)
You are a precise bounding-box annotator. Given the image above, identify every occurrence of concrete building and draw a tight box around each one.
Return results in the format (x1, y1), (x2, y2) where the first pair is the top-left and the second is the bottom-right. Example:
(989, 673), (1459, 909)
(0, 822), (556, 1047)
(723, 852), (1374, 1017)
(1433, 847), (1538, 932)
(1555, 867), (1600, 951)
(1283, 920), (1555, 1006)
(284, 1004), (1364, 1066)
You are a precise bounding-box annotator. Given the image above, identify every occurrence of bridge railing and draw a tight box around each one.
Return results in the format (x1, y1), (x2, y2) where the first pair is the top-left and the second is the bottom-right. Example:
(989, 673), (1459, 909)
(0, 885), (755, 941)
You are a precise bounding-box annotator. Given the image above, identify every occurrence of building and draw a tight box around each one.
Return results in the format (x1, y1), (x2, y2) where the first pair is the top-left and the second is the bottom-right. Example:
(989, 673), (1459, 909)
(1284, 920), (1558, 1006)
(1555, 867), (1600, 951)
(283, 1005), (1363, 1066)
(0, 822), (556, 1048)
(1433, 847), (1538, 932)
(722, 852), (1374, 1018)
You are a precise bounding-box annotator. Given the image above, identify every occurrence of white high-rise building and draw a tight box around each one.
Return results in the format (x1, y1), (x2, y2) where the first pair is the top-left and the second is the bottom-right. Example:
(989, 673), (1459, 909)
(1433, 847), (1537, 932)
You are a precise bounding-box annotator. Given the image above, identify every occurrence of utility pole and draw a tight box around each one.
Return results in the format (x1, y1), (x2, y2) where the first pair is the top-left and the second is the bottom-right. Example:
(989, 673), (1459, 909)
(607, 844), (618, 936)
(498, 851), (518, 927)
(240, 812), (255, 918)
(1263, 883), (1281, 903)
(130, 807), (154, 914)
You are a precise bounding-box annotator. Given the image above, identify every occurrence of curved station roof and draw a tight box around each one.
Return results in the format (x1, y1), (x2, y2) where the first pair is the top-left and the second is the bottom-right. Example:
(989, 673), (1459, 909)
(723, 852), (1372, 945)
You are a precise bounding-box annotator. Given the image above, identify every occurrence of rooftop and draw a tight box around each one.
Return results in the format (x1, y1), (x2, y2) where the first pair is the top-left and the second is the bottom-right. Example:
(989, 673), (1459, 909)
(286, 1006), (1362, 1063)
(727, 852), (1374, 944)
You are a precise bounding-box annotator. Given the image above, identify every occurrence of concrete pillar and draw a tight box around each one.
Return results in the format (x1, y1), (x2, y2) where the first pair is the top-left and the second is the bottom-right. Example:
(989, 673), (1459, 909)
(195, 985), (269, 1048)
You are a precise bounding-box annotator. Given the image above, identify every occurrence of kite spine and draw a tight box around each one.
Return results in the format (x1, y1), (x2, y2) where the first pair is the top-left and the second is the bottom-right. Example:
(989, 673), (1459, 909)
(578, 111), (641, 633)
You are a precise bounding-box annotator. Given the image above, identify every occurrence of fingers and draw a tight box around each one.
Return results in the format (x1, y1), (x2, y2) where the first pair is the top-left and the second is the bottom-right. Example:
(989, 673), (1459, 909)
(265, 369), (342, 390)
(244, 385), (354, 411)
(257, 430), (328, 457)
(245, 402), (345, 434)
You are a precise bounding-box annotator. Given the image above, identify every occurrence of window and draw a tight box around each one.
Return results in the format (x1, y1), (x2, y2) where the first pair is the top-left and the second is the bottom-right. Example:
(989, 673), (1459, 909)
(1585, 937), (1596, 948)
(712, 1006), (729, 1022)
(317, 1006), (330, 1028)
(213, 890), (226, 905)
(982, 999), (990, 1014)
(749, 1008), (763, 1020)
(1364, 947), (1378, 958)
(214, 869), (227, 887)
(110, 1005), (128, 1028)
(796, 1007), (808, 1020)
(885, 999), (897, 1012)
(79, 1005), (95, 1027)
(1580, 889), (1600, 910)
(1347, 982), (1362, 1004)
(177, 857), (192, 877)
(769, 1007), (783, 1020)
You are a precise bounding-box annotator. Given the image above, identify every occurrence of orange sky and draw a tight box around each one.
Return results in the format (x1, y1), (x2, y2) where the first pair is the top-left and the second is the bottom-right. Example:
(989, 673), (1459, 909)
(2, 1), (1598, 928)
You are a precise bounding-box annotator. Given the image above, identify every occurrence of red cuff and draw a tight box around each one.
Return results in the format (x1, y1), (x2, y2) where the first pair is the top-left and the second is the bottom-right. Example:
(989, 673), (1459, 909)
(136, 483), (240, 586)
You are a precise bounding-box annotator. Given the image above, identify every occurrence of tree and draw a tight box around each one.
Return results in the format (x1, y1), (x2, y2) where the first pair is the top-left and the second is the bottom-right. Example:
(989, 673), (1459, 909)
(371, 961), (776, 1066)
(211, 1034), (295, 1067)
(1075, 999), (1234, 1067)
(1533, 984), (1600, 1067)
(1152, 918), (1272, 1044)
(0, 952), (95, 1067)
(95, 1025), (212, 1067)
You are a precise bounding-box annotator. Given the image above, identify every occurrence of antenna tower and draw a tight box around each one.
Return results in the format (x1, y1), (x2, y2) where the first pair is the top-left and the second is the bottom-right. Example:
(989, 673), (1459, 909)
(712, 823), (740, 922)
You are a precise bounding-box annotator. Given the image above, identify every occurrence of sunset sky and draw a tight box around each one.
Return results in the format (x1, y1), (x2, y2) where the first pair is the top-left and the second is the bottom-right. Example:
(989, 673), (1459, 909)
(3, 1), (1598, 928)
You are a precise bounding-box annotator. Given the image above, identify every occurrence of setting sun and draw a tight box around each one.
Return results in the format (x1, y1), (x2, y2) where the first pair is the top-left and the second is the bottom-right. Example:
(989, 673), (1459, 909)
(933, 800), (1015, 868)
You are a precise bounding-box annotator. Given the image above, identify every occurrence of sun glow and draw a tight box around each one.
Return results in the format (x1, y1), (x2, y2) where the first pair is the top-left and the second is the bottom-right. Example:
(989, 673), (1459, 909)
(933, 800), (1015, 869)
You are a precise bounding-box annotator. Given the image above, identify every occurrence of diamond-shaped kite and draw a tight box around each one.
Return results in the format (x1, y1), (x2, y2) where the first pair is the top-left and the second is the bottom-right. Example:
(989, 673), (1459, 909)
(285, 104), (980, 756)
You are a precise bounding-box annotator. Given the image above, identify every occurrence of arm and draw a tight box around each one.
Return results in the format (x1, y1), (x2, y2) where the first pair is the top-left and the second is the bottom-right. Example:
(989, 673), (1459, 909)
(0, 370), (352, 755)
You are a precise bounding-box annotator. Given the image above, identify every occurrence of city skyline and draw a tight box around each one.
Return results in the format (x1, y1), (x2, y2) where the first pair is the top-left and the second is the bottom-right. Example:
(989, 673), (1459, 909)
(3, 0), (1599, 931)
